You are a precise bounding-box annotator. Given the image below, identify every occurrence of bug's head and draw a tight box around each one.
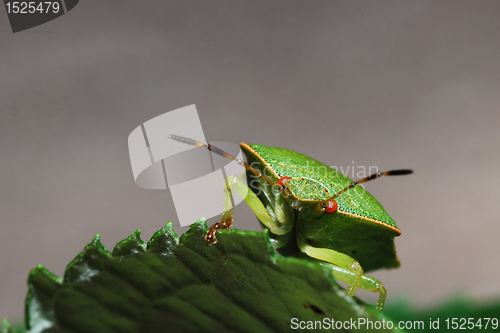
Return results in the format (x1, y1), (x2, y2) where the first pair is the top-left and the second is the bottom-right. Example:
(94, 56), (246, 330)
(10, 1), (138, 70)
(313, 169), (413, 215)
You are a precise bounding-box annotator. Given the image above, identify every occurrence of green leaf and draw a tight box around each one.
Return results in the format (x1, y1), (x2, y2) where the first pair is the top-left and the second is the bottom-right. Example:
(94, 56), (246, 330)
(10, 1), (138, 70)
(22, 219), (402, 333)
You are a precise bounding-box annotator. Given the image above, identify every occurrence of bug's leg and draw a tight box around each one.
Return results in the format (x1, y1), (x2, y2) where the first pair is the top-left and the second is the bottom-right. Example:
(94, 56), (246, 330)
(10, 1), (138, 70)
(268, 233), (292, 250)
(322, 264), (387, 310)
(206, 176), (234, 244)
(297, 235), (364, 302)
(207, 175), (293, 244)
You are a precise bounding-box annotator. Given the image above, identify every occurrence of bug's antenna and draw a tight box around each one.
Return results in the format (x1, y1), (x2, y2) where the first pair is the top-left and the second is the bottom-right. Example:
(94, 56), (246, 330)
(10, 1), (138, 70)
(331, 169), (413, 200)
(168, 135), (281, 188)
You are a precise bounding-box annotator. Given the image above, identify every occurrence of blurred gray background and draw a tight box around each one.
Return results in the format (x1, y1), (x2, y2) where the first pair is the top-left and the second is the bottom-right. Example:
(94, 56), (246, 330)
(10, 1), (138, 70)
(1, 0), (500, 322)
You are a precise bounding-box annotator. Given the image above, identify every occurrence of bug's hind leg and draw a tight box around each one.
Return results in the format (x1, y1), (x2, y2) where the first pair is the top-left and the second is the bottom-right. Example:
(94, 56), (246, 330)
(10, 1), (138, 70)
(207, 175), (293, 244)
(297, 234), (386, 310)
(326, 265), (387, 310)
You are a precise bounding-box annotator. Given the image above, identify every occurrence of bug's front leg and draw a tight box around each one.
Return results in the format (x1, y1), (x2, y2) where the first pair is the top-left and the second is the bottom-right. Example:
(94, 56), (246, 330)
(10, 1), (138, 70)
(297, 234), (386, 310)
(206, 176), (234, 244)
(207, 175), (293, 244)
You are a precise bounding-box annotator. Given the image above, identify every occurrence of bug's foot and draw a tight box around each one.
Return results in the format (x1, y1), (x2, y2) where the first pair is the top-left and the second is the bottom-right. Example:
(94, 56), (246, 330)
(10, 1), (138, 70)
(375, 285), (386, 310)
(206, 221), (232, 245)
(206, 227), (218, 245)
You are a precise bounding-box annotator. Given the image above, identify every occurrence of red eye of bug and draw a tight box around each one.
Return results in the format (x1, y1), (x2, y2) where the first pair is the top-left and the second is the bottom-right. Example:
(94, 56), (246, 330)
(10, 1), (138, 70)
(325, 199), (338, 214)
(278, 176), (292, 187)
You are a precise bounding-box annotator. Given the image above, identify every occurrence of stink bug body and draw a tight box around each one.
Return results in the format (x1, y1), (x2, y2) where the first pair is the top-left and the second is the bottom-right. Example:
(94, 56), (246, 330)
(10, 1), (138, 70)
(169, 135), (412, 310)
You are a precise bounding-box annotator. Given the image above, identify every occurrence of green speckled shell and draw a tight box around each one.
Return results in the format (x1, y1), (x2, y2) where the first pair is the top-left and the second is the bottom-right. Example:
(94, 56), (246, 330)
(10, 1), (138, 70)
(245, 144), (398, 229)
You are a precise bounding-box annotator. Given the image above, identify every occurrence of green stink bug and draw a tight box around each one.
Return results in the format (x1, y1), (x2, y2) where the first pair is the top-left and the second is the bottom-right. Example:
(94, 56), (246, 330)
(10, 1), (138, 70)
(169, 135), (412, 310)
